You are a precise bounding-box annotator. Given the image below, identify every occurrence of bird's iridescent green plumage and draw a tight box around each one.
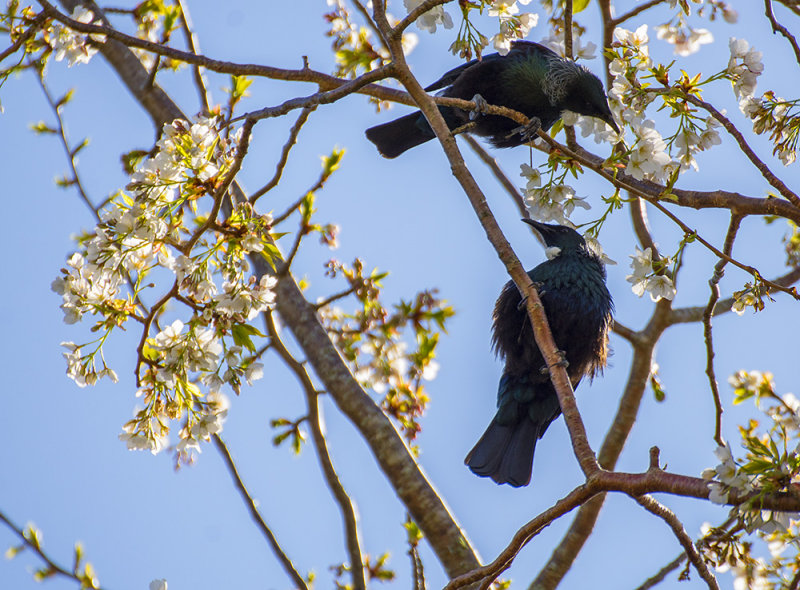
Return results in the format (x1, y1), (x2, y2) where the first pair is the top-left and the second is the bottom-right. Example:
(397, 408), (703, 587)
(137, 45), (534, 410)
(365, 41), (618, 158)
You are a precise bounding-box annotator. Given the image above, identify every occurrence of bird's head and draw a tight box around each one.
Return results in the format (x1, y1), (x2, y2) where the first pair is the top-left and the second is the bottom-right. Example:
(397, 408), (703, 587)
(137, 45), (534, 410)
(562, 70), (620, 134)
(522, 219), (586, 255)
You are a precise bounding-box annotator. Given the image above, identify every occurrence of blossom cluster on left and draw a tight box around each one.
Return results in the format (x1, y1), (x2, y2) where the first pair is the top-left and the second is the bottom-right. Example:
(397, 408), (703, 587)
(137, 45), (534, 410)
(52, 115), (280, 459)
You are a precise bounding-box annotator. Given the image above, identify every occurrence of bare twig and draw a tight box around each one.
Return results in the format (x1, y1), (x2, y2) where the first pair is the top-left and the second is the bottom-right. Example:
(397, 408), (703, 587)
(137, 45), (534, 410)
(175, 0), (211, 113)
(634, 495), (719, 590)
(212, 435), (309, 590)
(265, 311), (366, 590)
(703, 214), (742, 447)
(611, 0), (668, 26)
(463, 135), (528, 218)
(764, 0), (800, 65)
(632, 553), (686, 590)
(250, 106), (315, 204)
(667, 267), (800, 325)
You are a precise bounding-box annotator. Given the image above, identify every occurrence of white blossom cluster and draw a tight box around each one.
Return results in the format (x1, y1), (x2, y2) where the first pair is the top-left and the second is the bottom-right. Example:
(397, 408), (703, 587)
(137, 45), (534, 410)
(319, 305), (439, 395)
(487, 1), (538, 55)
(702, 443), (755, 505)
(48, 6), (106, 67)
(655, 21), (714, 57)
(726, 38), (764, 102)
(540, 27), (597, 61)
(520, 164), (590, 225)
(403, 0), (452, 34)
(54, 115), (278, 456)
(607, 26), (678, 180)
(702, 442), (800, 537)
(626, 246), (677, 302)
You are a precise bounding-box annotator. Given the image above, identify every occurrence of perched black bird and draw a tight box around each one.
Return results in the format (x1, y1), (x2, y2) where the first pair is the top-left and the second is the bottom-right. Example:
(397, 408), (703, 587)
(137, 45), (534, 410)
(365, 41), (619, 158)
(465, 220), (613, 487)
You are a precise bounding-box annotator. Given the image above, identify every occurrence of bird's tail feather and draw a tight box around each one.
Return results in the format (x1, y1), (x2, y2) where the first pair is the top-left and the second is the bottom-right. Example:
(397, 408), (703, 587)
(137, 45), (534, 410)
(365, 112), (435, 158)
(464, 417), (539, 487)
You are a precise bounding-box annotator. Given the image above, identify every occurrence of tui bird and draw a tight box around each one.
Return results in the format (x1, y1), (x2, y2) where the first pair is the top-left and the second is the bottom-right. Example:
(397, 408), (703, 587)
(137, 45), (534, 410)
(465, 220), (613, 487)
(365, 41), (619, 158)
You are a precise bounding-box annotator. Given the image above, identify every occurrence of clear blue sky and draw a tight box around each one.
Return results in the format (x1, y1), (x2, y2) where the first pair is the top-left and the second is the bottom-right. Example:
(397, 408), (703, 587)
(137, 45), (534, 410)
(2, 1), (798, 589)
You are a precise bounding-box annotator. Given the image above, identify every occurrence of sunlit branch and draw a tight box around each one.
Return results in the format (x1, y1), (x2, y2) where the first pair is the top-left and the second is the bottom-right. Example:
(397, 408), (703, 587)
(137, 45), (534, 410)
(634, 495), (719, 590)
(531, 302), (672, 590)
(377, 0), (604, 481)
(37, 0), (411, 104)
(212, 434), (310, 590)
(679, 93), (800, 209)
(59, 0), (480, 572)
(668, 265), (800, 325)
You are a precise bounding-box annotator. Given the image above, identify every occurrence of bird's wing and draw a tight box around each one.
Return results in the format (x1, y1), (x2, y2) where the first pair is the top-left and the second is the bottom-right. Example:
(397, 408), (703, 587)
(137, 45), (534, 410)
(423, 54), (499, 92)
(507, 40), (561, 61)
(423, 42), (556, 93)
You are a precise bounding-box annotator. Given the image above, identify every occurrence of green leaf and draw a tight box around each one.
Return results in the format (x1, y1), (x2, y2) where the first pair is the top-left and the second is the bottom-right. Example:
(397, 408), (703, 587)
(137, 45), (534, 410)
(573, 0), (591, 12)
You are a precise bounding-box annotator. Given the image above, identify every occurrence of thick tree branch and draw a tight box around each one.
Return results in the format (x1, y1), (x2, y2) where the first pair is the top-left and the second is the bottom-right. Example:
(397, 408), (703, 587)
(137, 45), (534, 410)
(530, 302), (672, 590)
(55, 0), (482, 578)
(378, 2), (602, 478)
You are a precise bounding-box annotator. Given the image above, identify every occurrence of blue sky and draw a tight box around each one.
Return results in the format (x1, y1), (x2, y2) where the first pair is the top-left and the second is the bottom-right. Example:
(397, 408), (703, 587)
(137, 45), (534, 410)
(2, 1), (799, 589)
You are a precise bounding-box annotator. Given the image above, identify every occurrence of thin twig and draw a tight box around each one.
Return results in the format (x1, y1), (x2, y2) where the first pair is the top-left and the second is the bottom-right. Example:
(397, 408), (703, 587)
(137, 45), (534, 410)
(668, 267), (800, 325)
(463, 135), (528, 218)
(212, 434), (309, 590)
(703, 214), (742, 447)
(0, 509), (106, 589)
(265, 311), (367, 590)
(764, 0), (800, 66)
(0, 12), (47, 62)
(632, 553), (686, 590)
(679, 93), (800, 208)
(611, 0), (668, 26)
(250, 106), (315, 204)
(181, 117), (255, 254)
(175, 0), (211, 114)
(634, 495), (719, 590)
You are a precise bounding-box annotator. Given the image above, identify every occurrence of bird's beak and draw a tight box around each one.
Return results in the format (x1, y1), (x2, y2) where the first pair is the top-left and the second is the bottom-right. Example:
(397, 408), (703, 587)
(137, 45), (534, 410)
(522, 218), (551, 233)
(606, 115), (621, 135)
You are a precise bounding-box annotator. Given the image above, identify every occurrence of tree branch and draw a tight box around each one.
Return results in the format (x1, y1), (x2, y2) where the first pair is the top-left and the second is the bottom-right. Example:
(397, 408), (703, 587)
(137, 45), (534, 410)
(56, 0), (481, 577)
(265, 310), (366, 590)
(634, 495), (719, 590)
(703, 214), (742, 447)
(212, 434), (309, 590)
